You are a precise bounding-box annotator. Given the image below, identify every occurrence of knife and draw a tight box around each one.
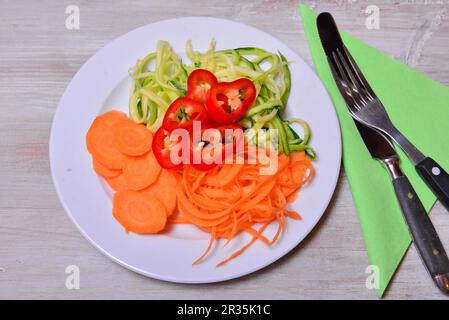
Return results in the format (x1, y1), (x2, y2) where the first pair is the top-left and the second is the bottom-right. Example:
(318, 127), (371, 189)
(317, 12), (449, 294)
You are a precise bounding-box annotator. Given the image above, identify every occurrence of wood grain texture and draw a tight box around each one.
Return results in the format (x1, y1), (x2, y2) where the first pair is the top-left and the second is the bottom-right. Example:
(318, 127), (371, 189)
(1, 0), (449, 299)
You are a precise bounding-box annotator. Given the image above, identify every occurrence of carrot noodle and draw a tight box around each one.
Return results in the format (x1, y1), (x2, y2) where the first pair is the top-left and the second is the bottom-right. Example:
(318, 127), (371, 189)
(216, 222), (270, 267)
(192, 228), (216, 266)
(175, 149), (314, 265)
(284, 210), (302, 220)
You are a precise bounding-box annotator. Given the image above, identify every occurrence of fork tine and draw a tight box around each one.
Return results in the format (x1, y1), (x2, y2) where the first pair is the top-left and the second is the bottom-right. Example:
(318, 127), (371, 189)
(327, 56), (340, 84)
(335, 48), (372, 108)
(331, 51), (351, 88)
(331, 50), (363, 110)
(327, 55), (361, 114)
(342, 46), (375, 96)
(328, 56), (350, 96)
(336, 49), (360, 89)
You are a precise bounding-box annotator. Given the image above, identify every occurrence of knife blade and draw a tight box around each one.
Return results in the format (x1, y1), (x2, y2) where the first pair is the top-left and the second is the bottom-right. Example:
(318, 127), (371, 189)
(316, 12), (395, 161)
(317, 11), (449, 295)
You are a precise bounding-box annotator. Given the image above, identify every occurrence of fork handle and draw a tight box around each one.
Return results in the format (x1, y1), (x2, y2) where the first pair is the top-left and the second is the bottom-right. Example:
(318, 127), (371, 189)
(416, 157), (449, 212)
(392, 174), (449, 294)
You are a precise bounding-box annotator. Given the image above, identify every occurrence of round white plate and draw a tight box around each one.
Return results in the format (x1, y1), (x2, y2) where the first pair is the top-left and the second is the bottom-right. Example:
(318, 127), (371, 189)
(50, 17), (341, 283)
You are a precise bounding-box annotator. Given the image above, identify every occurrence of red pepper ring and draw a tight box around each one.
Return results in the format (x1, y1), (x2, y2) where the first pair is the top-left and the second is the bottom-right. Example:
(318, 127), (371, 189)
(162, 97), (208, 132)
(152, 127), (190, 169)
(205, 78), (256, 124)
(186, 69), (218, 104)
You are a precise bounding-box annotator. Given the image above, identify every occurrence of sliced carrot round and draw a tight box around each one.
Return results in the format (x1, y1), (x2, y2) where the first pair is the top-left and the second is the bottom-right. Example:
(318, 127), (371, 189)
(93, 160), (122, 178)
(86, 119), (124, 169)
(106, 173), (128, 191)
(140, 170), (178, 216)
(113, 190), (167, 234)
(86, 117), (104, 154)
(114, 122), (153, 156)
(98, 110), (128, 126)
(122, 151), (161, 191)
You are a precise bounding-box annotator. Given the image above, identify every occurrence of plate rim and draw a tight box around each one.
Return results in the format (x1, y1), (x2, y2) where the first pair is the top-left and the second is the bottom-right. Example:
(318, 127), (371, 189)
(49, 16), (342, 284)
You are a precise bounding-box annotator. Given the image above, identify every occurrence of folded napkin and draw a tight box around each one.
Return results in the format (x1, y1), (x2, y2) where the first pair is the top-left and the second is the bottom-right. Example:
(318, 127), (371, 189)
(299, 5), (449, 296)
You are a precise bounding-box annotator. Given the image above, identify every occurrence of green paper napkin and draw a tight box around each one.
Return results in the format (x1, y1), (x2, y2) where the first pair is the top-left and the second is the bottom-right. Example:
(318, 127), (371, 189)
(299, 5), (449, 296)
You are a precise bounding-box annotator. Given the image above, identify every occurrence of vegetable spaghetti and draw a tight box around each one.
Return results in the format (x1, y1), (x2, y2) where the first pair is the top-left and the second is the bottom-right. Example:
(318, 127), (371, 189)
(85, 39), (317, 267)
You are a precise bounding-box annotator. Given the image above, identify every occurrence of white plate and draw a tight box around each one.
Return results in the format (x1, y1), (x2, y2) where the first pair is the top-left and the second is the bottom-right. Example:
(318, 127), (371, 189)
(50, 17), (341, 283)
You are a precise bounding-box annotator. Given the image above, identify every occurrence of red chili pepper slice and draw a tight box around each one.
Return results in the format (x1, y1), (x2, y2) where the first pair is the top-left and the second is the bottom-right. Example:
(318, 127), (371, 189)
(162, 97), (208, 132)
(205, 78), (256, 124)
(186, 69), (218, 104)
(152, 127), (189, 169)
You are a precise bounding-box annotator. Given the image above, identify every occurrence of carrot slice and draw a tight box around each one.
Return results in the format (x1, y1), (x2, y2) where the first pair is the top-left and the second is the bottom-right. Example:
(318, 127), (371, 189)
(93, 160), (121, 178)
(114, 121), (153, 156)
(99, 110), (128, 126)
(113, 190), (167, 234)
(106, 173), (128, 191)
(122, 151), (161, 191)
(86, 118), (125, 169)
(140, 170), (178, 216)
(86, 117), (104, 155)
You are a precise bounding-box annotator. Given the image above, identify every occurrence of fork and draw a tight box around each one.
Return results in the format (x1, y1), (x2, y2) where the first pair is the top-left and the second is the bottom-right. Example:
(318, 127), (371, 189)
(330, 46), (449, 213)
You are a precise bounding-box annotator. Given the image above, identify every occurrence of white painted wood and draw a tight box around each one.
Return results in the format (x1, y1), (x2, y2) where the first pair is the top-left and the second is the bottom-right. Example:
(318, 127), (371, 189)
(1, 0), (448, 299)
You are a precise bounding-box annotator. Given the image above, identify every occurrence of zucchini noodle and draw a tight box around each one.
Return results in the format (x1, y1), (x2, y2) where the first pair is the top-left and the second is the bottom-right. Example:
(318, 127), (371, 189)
(128, 40), (316, 159)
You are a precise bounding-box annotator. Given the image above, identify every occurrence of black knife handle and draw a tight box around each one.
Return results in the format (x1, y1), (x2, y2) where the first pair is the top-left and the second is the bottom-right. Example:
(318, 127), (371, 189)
(393, 175), (449, 294)
(416, 157), (449, 212)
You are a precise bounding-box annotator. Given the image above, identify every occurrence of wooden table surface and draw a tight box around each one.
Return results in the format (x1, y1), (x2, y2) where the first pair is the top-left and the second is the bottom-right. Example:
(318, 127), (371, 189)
(1, 0), (449, 300)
